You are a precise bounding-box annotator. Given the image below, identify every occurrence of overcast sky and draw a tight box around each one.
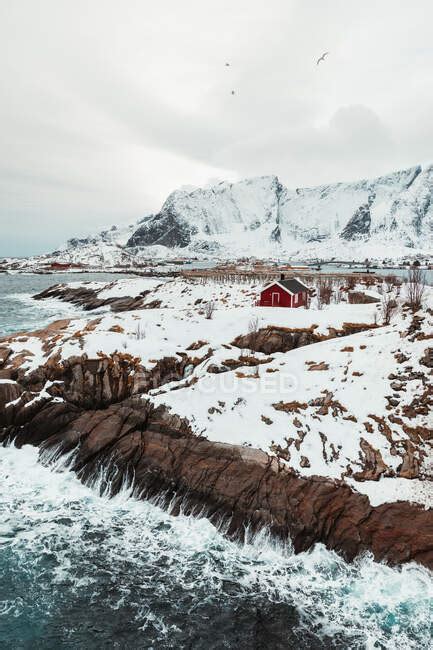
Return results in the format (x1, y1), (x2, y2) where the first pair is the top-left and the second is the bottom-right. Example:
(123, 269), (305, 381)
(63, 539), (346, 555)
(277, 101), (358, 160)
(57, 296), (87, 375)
(1, 0), (432, 256)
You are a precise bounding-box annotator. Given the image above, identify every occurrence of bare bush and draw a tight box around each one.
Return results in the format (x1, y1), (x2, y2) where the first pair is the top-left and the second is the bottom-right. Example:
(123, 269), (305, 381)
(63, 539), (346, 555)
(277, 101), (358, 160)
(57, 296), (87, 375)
(380, 293), (398, 325)
(406, 268), (426, 312)
(314, 284), (322, 310)
(384, 274), (397, 289)
(322, 283), (333, 305)
(316, 277), (332, 306)
(248, 315), (259, 334)
(204, 300), (216, 319)
(364, 274), (376, 287)
(135, 321), (146, 340)
(394, 277), (402, 295)
(248, 316), (260, 355)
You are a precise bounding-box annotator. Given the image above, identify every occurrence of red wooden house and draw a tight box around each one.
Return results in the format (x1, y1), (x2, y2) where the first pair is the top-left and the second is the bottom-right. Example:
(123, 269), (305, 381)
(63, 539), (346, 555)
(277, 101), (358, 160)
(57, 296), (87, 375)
(258, 275), (309, 308)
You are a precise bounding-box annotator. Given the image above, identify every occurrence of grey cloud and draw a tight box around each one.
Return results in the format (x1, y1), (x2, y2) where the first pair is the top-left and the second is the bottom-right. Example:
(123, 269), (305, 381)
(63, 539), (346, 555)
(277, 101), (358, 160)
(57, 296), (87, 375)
(1, 0), (432, 255)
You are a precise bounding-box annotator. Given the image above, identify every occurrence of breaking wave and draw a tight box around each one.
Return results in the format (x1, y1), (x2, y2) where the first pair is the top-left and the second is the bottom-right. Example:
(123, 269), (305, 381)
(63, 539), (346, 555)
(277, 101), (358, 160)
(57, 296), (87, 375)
(0, 444), (431, 649)
(0, 272), (128, 336)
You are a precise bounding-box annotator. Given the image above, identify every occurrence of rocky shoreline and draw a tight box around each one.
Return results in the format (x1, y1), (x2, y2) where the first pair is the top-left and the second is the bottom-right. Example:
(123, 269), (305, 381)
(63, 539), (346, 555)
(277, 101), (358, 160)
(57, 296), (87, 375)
(33, 282), (163, 312)
(1, 344), (432, 570)
(1, 271), (432, 571)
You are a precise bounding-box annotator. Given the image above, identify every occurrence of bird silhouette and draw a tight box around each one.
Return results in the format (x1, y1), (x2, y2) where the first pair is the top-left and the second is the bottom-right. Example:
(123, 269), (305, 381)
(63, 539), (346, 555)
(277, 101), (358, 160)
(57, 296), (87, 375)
(231, 90), (235, 95)
(316, 51), (329, 66)
(225, 62), (230, 67)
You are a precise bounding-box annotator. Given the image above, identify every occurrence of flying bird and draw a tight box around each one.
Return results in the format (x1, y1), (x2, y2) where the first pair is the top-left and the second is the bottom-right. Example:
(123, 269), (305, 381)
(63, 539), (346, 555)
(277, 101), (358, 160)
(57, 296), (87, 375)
(231, 90), (235, 95)
(316, 51), (329, 66)
(225, 62), (230, 67)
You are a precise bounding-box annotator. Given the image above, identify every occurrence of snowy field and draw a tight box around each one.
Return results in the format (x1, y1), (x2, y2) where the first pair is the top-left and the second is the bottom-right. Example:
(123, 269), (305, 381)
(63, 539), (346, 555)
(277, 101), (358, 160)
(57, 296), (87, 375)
(1, 275), (432, 510)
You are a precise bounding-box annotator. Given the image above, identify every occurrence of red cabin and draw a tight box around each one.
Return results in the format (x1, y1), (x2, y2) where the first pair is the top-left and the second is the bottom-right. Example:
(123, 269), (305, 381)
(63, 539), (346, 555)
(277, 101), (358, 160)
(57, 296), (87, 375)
(48, 262), (83, 270)
(258, 276), (309, 308)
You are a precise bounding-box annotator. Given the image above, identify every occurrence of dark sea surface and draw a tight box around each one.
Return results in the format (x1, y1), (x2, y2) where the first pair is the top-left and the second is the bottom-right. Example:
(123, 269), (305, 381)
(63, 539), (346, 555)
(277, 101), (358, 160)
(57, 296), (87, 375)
(0, 274), (432, 649)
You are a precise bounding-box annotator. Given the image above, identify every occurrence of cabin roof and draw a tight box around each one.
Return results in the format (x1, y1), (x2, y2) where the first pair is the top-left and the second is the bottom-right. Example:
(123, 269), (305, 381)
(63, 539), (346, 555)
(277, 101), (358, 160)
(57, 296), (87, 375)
(262, 277), (308, 295)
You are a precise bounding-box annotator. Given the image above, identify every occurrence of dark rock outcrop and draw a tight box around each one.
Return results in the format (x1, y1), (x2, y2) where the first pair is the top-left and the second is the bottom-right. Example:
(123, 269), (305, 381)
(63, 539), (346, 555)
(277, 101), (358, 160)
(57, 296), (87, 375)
(0, 352), (189, 412)
(340, 204), (371, 240)
(232, 327), (320, 355)
(420, 347), (433, 368)
(33, 284), (155, 312)
(1, 394), (432, 570)
(127, 210), (193, 248)
(231, 323), (378, 355)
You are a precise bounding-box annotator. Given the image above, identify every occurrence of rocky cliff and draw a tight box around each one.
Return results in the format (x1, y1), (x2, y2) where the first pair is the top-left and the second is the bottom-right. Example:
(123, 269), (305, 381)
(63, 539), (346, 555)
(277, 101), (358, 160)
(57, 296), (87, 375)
(7, 164), (432, 270)
(125, 165), (433, 258)
(1, 313), (432, 570)
(1, 379), (432, 569)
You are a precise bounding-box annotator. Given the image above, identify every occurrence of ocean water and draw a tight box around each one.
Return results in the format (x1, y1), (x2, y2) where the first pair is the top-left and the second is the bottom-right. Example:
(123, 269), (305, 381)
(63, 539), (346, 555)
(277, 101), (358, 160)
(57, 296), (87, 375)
(0, 445), (431, 650)
(0, 274), (432, 648)
(0, 272), (135, 336)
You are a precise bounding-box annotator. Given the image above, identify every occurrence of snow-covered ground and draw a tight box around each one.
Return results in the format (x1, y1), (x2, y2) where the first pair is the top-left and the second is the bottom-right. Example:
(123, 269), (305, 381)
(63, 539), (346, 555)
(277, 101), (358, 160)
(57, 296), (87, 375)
(2, 275), (432, 510)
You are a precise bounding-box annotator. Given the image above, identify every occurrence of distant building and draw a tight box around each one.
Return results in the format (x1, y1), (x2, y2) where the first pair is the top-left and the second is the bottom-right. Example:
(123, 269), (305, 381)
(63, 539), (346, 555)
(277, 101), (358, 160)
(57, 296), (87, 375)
(258, 275), (309, 307)
(48, 262), (83, 270)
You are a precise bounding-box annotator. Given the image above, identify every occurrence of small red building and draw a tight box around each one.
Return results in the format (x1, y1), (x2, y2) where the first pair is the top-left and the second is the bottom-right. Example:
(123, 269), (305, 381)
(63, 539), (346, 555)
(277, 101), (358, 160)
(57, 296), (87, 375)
(47, 262), (84, 270)
(258, 276), (309, 308)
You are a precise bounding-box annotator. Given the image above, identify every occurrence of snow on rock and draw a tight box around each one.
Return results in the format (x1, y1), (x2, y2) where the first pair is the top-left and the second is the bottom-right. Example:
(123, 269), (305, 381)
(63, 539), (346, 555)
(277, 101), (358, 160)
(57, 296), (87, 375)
(1, 275), (432, 510)
(125, 164), (433, 260)
(5, 164), (433, 270)
(347, 477), (432, 509)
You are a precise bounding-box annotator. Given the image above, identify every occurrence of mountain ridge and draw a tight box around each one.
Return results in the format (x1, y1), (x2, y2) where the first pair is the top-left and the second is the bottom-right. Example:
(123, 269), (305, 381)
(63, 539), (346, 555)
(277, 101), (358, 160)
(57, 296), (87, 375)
(7, 163), (431, 266)
(123, 163), (432, 259)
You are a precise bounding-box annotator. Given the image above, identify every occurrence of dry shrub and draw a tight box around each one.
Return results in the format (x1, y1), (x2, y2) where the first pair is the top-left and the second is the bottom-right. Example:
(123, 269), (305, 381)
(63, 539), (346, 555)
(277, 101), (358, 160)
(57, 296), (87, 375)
(204, 300), (216, 319)
(406, 268), (426, 312)
(380, 293), (398, 325)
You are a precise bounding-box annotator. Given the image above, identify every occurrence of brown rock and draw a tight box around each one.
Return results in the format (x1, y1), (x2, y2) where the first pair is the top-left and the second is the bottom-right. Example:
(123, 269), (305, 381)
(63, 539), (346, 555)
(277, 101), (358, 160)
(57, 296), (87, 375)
(308, 361), (329, 371)
(353, 438), (388, 481)
(1, 398), (432, 570)
(0, 381), (23, 412)
(420, 347), (433, 369)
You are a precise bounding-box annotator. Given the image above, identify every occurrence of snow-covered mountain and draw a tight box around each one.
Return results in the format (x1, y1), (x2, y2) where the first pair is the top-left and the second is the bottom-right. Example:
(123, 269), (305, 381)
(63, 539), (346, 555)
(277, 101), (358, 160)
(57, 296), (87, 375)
(55, 218), (148, 267)
(7, 164), (431, 268)
(126, 164), (433, 260)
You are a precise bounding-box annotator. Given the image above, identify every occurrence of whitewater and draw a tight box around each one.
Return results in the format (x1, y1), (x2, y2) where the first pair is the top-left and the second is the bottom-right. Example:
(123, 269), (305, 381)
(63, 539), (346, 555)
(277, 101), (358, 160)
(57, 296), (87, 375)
(0, 444), (431, 649)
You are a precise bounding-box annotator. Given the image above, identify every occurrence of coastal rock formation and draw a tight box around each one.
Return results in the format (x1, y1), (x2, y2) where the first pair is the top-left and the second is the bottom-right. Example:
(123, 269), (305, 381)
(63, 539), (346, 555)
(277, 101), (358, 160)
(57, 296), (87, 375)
(0, 350), (189, 411)
(1, 394), (432, 569)
(1, 282), (431, 571)
(33, 283), (158, 312)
